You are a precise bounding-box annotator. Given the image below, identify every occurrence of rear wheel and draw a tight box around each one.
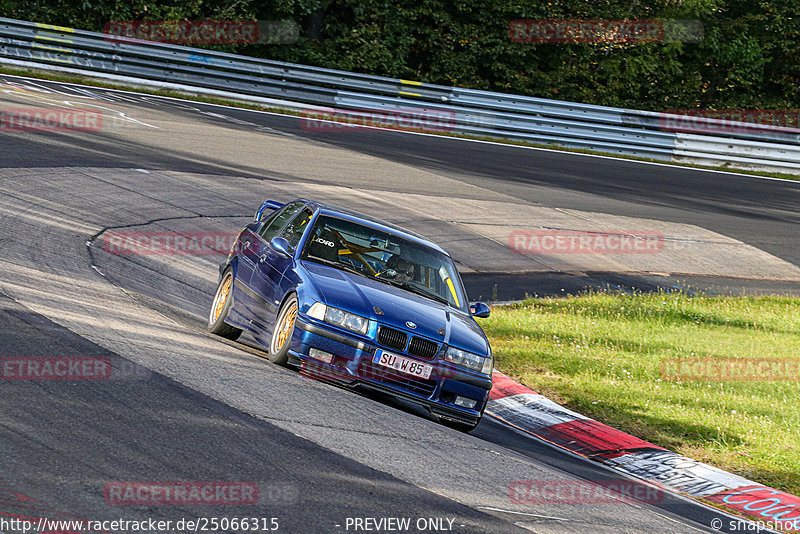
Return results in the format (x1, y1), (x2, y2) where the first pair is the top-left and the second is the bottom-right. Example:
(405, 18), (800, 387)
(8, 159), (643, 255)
(208, 267), (242, 340)
(269, 294), (298, 365)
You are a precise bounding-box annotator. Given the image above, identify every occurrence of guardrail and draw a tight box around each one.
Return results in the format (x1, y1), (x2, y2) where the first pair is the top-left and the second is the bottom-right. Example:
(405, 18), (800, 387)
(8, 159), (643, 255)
(1, 17), (798, 175)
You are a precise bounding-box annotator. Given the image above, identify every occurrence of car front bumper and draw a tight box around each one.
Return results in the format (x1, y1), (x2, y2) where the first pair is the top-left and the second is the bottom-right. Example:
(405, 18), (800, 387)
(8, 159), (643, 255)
(289, 316), (492, 425)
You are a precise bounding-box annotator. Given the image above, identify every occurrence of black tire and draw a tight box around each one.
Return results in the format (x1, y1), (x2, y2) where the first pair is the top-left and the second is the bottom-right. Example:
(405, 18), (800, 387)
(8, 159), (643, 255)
(269, 294), (298, 365)
(208, 267), (242, 341)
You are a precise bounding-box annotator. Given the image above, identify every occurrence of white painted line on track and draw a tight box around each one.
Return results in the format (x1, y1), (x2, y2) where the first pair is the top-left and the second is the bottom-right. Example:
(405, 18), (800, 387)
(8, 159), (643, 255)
(477, 507), (570, 521)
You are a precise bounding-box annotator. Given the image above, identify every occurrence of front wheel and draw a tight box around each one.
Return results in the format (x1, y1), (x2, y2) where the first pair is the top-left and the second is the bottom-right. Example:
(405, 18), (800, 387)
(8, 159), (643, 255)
(208, 267), (242, 340)
(269, 294), (298, 365)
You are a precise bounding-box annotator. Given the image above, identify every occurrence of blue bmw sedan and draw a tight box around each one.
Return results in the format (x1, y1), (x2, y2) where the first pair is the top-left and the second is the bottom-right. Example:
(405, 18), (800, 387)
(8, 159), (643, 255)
(208, 199), (493, 431)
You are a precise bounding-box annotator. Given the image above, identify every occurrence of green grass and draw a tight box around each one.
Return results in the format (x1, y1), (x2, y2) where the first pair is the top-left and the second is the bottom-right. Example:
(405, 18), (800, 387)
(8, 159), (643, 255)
(484, 292), (800, 496)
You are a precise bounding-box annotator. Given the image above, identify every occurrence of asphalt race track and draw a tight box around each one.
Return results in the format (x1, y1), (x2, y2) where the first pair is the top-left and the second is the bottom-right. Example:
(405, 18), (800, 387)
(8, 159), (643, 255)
(0, 74), (795, 534)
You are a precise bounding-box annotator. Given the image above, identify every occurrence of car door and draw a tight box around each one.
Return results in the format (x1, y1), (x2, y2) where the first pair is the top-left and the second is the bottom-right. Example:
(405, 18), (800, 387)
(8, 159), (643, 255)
(238, 203), (288, 285)
(233, 223), (259, 298)
(272, 205), (315, 299)
(248, 202), (307, 333)
(232, 206), (293, 326)
(224, 222), (261, 329)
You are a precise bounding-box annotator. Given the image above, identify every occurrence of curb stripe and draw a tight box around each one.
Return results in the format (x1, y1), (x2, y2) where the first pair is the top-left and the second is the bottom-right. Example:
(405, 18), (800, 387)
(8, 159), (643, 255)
(706, 486), (800, 529)
(535, 419), (665, 459)
(487, 393), (587, 430)
(489, 371), (538, 399)
(486, 370), (800, 530)
(607, 450), (751, 497)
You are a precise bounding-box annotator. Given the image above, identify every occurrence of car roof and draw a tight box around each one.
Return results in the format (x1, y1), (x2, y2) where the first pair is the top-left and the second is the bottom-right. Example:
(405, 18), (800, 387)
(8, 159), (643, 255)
(297, 198), (448, 255)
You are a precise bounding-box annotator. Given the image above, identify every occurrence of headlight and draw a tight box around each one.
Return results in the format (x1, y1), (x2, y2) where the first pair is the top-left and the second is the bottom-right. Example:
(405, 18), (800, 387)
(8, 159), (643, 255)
(445, 346), (492, 375)
(306, 302), (368, 335)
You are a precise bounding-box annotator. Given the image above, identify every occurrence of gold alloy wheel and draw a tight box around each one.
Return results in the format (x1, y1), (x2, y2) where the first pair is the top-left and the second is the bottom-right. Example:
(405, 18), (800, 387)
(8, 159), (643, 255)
(272, 302), (297, 354)
(210, 273), (232, 325)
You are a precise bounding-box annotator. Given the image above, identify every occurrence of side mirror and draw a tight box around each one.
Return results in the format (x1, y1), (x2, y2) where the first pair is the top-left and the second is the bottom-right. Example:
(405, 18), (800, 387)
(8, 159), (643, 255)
(470, 302), (491, 318)
(269, 237), (293, 258)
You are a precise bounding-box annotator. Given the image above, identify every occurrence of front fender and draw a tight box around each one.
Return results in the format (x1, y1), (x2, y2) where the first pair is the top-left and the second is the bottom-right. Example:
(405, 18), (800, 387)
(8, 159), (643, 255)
(218, 256), (239, 282)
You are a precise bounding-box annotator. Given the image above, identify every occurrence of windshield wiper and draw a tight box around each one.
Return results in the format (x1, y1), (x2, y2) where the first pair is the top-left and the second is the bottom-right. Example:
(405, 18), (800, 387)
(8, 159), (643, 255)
(386, 280), (451, 307)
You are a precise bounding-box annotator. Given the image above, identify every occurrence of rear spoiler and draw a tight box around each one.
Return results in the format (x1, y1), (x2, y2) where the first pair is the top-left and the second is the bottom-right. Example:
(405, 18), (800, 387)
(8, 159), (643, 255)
(254, 200), (284, 221)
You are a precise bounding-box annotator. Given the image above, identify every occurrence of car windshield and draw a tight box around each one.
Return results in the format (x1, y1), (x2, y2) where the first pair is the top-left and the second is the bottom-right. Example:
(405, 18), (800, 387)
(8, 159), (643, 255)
(301, 215), (467, 310)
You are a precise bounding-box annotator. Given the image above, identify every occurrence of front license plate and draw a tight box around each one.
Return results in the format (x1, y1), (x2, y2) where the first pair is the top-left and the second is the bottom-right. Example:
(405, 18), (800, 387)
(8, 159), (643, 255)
(373, 349), (433, 380)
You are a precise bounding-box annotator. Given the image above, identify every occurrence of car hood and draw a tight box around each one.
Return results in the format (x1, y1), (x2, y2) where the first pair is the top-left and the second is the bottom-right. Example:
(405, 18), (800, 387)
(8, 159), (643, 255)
(302, 261), (489, 356)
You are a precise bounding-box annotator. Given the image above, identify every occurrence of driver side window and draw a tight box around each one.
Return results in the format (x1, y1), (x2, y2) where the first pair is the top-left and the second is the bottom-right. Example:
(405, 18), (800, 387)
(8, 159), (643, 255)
(258, 202), (303, 241)
(279, 207), (314, 248)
